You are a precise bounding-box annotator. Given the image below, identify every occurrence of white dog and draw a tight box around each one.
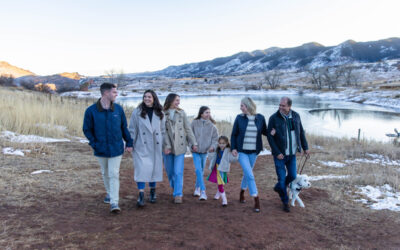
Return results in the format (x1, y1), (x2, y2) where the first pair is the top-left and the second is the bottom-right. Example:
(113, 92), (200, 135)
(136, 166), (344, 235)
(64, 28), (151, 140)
(288, 174), (311, 208)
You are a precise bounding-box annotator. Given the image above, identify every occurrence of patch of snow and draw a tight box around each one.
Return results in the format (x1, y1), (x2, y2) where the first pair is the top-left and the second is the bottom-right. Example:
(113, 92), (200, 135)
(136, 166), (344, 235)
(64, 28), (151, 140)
(60, 91), (100, 99)
(308, 175), (349, 181)
(2, 147), (29, 156)
(71, 136), (89, 143)
(312, 145), (324, 150)
(35, 123), (67, 132)
(302, 72), (400, 110)
(31, 170), (53, 175)
(318, 160), (346, 168)
(1, 131), (70, 143)
(356, 184), (400, 212)
(345, 153), (400, 166)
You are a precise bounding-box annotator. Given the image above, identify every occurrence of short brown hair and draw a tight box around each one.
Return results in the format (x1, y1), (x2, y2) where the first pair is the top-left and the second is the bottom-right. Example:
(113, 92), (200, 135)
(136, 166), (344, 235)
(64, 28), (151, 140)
(100, 82), (116, 95)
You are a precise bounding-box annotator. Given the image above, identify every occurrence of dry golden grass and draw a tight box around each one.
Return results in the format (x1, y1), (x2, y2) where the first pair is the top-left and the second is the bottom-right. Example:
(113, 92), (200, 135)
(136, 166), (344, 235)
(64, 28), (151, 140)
(288, 137), (399, 209)
(0, 87), (89, 138)
(0, 87), (135, 139)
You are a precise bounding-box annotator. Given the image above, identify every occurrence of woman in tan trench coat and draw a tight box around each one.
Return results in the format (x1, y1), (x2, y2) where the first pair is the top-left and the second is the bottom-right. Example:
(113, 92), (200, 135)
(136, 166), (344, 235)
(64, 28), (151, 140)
(163, 93), (198, 204)
(129, 90), (165, 207)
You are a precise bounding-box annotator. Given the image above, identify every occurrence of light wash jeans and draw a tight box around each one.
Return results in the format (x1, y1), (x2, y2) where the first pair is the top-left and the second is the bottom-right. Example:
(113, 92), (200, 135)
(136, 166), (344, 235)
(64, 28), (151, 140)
(239, 152), (258, 197)
(96, 155), (122, 205)
(163, 153), (185, 197)
(192, 152), (208, 191)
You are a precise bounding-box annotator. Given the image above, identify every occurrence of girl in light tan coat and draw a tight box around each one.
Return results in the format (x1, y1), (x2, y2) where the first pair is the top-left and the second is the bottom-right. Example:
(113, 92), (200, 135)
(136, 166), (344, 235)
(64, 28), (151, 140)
(163, 93), (197, 204)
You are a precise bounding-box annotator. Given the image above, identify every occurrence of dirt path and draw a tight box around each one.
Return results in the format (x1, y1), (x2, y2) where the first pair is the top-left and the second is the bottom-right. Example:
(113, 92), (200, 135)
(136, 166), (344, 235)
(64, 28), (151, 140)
(1, 143), (400, 249)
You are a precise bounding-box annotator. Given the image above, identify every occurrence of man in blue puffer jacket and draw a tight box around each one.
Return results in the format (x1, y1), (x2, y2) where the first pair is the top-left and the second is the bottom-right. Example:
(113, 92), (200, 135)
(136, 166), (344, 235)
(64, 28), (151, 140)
(83, 83), (133, 214)
(267, 97), (309, 213)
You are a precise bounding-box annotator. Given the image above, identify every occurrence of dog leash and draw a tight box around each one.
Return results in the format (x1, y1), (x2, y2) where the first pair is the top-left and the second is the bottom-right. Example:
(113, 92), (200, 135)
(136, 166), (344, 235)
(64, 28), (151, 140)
(297, 154), (310, 175)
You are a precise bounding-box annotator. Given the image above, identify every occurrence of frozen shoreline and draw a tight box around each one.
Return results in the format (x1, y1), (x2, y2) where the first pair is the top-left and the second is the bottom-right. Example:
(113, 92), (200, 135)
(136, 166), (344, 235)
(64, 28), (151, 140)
(61, 87), (400, 111)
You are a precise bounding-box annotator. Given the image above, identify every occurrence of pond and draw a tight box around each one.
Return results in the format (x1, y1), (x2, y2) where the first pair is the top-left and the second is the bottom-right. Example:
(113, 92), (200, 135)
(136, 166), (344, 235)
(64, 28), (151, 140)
(118, 93), (400, 142)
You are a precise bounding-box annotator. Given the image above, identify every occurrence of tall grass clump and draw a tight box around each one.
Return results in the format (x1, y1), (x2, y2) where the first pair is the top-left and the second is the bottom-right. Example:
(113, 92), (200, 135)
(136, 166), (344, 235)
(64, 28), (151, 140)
(0, 87), (91, 138)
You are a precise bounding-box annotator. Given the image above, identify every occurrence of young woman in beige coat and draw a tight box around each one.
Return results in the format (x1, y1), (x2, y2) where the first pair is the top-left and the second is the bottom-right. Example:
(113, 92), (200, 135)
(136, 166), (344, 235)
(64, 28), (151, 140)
(163, 93), (198, 204)
(129, 90), (165, 207)
(191, 106), (219, 200)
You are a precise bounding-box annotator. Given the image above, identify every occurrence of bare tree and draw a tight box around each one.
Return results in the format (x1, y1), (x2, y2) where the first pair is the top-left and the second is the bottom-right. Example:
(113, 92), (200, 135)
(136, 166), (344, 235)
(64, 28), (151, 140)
(340, 65), (360, 86)
(104, 69), (127, 86)
(306, 68), (324, 89)
(263, 70), (282, 89)
(105, 69), (116, 84)
(116, 69), (126, 86)
(321, 67), (341, 90)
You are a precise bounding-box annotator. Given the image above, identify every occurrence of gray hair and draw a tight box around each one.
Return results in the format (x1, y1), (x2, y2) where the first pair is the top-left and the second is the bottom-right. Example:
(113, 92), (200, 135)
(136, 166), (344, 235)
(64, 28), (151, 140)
(241, 97), (257, 115)
(280, 96), (292, 107)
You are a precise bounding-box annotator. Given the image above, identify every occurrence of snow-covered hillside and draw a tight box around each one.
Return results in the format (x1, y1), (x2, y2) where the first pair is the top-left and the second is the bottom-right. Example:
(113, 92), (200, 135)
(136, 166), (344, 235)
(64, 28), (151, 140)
(131, 38), (400, 78)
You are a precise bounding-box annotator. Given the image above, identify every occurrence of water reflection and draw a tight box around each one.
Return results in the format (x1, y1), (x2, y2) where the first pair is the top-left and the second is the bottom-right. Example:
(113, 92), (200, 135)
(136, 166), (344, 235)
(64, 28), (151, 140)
(117, 94), (400, 142)
(308, 109), (400, 141)
(310, 109), (400, 128)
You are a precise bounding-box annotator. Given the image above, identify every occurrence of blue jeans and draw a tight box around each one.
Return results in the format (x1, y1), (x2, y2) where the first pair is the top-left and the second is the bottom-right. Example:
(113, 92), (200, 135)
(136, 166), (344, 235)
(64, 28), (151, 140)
(273, 155), (297, 204)
(137, 182), (156, 190)
(163, 153), (185, 197)
(239, 152), (258, 197)
(192, 153), (208, 191)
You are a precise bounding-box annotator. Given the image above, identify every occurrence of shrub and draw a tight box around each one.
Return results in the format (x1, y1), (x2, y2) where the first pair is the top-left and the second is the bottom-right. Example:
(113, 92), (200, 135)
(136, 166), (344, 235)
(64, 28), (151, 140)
(34, 83), (57, 93)
(0, 75), (14, 86)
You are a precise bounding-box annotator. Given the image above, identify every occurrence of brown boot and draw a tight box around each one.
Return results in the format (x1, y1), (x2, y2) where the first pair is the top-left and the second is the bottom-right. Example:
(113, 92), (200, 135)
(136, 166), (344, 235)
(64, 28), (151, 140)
(254, 196), (260, 212)
(240, 189), (246, 203)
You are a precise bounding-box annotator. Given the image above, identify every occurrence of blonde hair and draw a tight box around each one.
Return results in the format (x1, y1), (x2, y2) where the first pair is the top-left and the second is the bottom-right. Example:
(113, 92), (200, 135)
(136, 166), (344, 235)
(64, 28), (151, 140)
(241, 97), (257, 115)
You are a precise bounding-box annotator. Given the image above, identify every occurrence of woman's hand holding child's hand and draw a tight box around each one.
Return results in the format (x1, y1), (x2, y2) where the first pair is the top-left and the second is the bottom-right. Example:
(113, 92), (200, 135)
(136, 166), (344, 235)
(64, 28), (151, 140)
(232, 149), (238, 157)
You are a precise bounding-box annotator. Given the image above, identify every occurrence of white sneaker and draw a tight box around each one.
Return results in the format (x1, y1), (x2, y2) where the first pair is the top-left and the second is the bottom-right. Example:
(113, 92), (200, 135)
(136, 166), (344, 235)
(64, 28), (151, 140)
(199, 191), (207, 201)
(193, 187), (200, 197)
(221, 192), (228, 206)
(214, 191), (221, 200)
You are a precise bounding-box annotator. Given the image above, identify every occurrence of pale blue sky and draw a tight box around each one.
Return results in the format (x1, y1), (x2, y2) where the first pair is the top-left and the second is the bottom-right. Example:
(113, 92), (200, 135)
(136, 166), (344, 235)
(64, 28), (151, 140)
(0, 0), (398, 76)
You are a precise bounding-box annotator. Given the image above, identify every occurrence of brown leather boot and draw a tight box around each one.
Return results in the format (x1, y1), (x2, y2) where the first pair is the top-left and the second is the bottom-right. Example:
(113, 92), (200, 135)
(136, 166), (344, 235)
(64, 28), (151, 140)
(254, 196), (260, 212)
(240, 189), (246, 203)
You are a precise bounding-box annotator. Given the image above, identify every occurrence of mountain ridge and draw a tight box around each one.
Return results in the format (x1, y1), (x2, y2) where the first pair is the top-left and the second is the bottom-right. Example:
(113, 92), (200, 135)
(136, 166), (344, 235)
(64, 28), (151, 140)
(131, 37), (400, 77)
(0, 61), (36, 78)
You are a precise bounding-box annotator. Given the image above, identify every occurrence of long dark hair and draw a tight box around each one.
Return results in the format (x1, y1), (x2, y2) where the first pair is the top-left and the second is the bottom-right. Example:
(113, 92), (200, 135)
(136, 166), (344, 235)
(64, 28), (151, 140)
(163, 93), (181, 111)
(194, 106), (216, 124)
(138, 90), (164, 120)
(217, 135), (230, 155)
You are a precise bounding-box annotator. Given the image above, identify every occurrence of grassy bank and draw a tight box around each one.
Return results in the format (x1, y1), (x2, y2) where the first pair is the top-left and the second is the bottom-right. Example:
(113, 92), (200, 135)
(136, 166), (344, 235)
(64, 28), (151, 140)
(0, 87), (89, 138)
(0, 87), (134, 138)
